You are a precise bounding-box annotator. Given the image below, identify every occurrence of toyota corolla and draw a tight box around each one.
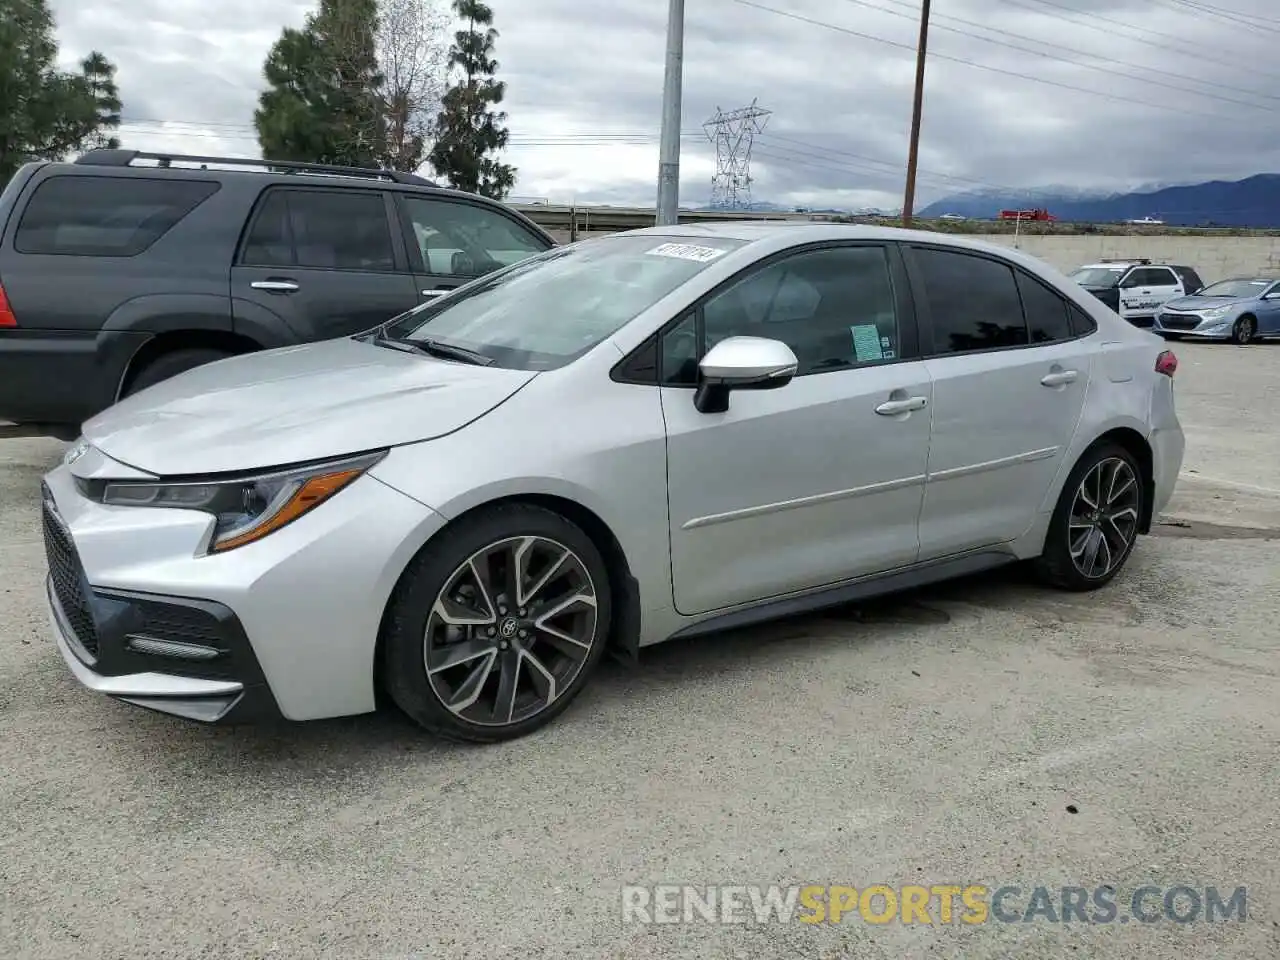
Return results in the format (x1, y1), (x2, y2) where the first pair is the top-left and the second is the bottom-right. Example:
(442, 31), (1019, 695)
(41, 224), (1185, 741)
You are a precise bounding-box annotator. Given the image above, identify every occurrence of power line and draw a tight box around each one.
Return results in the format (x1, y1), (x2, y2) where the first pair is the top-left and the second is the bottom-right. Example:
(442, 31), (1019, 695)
(998, 0), (1280, 81)
(1158, 0), (1280, 32)
(726, 0), (1251, 122)
(837, 0), (1280, 108)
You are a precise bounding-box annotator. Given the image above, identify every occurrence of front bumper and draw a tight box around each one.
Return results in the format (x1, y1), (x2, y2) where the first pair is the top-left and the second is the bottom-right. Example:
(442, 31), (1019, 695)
(41, 455), (447, 723)
(1153, 313), (1231, 338)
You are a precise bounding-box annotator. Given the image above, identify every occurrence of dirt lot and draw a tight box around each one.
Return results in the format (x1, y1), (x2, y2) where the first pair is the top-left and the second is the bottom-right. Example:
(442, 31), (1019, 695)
(1, 342), (1278, 960)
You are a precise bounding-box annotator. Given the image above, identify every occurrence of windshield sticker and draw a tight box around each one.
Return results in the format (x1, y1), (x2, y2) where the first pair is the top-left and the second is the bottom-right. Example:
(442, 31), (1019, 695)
(851, 324), (885, 362)
(645, 242), (728, 263)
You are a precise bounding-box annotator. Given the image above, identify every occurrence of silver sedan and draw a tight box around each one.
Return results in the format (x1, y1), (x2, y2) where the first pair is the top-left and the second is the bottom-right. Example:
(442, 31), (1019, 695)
(40, 223), (1185, 741)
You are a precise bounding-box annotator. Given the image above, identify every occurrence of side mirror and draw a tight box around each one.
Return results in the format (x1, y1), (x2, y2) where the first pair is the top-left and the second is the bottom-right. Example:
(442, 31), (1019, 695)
(693, 336), (798, 414)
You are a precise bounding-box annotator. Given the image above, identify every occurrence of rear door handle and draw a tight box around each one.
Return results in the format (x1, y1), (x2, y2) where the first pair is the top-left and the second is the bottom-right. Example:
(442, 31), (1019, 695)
(1041, 369), (1079, 387)
(875, 396), (929, 416)
(421, 287), (455, 298)
(250, 279), (299, 293)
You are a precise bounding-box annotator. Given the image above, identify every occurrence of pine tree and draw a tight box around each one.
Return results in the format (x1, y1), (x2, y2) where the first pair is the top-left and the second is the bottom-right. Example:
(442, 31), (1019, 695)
(428, 0), (515, 198)
(255, 0), (386, 168)
(0, 0), (121, 183)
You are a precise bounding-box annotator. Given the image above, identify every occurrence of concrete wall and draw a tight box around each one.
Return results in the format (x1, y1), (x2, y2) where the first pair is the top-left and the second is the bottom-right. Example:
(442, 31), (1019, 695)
(953, 235), (1280, 283)
(548, 229), (1280, 284)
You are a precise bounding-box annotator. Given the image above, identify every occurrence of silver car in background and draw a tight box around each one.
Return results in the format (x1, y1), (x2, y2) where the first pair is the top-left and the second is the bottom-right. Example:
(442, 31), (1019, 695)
(1154, 276), (1280, 344)
(41, 224), (1185, 742)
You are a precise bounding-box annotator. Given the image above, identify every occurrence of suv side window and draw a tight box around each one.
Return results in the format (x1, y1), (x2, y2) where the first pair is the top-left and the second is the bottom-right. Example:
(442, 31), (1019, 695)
(912, 246), (1028, 354)
(1015, 271), (1074, 343)
(402, 197), (547, 278)
(14, 175), (218, 257)
(660, 245), (902, 385)
(1124, 267), (1176, 287)
(241, 188), (396, 272)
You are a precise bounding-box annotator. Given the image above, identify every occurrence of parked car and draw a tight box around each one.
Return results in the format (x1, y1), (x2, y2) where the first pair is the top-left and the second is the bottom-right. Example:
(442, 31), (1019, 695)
(0, 149), (556, 438)
(1068, 259), (1203, 327)
(1153, 276), (1280, 344)
(41, 224), (1184, 741)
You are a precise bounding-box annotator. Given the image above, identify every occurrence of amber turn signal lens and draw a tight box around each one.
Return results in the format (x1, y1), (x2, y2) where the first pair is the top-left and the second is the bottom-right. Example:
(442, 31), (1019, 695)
(211, 467), (364, 552)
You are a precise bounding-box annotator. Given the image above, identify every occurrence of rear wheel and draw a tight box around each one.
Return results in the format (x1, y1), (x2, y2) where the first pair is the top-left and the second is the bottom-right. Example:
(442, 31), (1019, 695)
(124, 347), (235, 397)
(381, 504), (612, 742)
(1231, 315), (1256, 345)
(1033, 443), (1145, 591)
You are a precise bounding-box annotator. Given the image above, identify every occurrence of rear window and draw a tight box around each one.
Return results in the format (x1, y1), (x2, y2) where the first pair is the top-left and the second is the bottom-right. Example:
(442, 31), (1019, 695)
(14, 175), (219, 257)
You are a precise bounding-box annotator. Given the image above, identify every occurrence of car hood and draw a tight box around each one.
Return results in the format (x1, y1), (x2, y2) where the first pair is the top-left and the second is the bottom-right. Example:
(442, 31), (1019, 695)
(81, 337), (538, 476)
(1162, 294), (1248, 311)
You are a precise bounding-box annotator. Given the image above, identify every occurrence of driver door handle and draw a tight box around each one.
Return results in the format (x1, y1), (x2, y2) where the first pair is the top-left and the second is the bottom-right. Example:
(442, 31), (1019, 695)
(875, 396), (929, 415)
(421, 287), (451, 298)
(1041, 369), (1079, 387)
(250, 279), (299, 293)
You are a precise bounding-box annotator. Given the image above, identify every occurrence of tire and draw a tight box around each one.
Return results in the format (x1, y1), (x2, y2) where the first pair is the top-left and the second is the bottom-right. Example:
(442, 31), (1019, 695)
(1033, 443), (1145, 592)
(381, 503), (613, 742)
(1231, 315), (1256, 345)
(123, 347), (236, 397)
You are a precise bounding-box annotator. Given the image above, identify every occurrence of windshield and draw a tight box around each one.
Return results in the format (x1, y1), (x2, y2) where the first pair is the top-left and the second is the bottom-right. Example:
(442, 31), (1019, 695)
(1194, 278), (1272, 298)
(1069, 266), (1126, 288)
(379, 234), (746, 370)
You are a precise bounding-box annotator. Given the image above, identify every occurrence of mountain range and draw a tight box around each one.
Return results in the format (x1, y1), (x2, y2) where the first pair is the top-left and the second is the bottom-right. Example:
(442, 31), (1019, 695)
(916, 174), (1280, 227)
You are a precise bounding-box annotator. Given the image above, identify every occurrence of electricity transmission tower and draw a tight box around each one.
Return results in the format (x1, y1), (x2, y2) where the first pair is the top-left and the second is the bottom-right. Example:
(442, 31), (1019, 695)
(704, 100), (770, 210)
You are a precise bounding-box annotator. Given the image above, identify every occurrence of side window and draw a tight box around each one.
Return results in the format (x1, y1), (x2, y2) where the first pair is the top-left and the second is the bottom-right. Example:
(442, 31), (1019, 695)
(1069, 303), (1097, 336)
(661, 245), (901, 384)
(1150, 267), (1178, 286)
(240, 191), (293, 267)
(14, 175), (218, 257)
(1015, 271), (1074, 343)
(912, 247), (1028, 354)
(403, 197), (548, 277)
(285, 190), (396, 272)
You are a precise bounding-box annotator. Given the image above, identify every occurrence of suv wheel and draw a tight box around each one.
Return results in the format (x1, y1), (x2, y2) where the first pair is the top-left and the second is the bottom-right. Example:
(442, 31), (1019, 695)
(1033, 443), (1145, 592)
(124, 347), (235, 397)
(381, 504), (612, 742)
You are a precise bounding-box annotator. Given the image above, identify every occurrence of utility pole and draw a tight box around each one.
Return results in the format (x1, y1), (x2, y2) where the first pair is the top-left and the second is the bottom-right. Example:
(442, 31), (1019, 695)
(655, 0), (685, 226)
(901, 0), (931, 229)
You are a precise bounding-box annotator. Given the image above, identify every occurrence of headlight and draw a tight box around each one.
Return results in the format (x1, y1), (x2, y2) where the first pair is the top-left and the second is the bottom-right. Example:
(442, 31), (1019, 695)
(1200, 306), (1230, 319)
(100, 450), (386, 553)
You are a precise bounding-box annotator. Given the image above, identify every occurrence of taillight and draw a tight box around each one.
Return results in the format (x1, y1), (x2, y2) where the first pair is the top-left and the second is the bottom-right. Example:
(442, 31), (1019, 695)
(0, 285), (16, 328)
(1155, 349), (1177, 377)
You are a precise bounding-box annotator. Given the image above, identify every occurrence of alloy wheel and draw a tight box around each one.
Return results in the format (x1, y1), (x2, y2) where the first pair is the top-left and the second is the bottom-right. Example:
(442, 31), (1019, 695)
(423, 536), (598, 727)
(1068, 457), (1140, 580)
(1234, 317), (1255, 344)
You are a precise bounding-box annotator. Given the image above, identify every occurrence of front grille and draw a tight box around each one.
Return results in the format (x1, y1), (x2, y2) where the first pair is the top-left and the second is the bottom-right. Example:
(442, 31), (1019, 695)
(41, 493), (99, 657)
(1159, 313), (1202, 331)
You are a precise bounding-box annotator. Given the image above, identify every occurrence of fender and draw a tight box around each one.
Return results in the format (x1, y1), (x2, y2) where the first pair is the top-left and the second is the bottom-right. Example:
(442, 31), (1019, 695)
(100, 292), (234, 336)
(231, 296), (303, 347)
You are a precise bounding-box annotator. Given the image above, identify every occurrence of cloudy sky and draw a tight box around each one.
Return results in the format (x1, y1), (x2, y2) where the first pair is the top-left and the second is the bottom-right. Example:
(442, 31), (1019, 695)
(49, 0), (1280, 211)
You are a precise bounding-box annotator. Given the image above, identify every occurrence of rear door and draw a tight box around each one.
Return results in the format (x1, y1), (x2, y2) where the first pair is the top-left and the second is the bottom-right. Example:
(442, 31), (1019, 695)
(904, 243), (1094, 559)
(231, 185), (419, 342)
(393, 194), (552, 304)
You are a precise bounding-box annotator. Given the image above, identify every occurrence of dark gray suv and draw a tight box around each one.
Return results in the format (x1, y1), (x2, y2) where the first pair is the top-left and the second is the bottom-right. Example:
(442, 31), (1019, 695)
(0, 149), (555, 438)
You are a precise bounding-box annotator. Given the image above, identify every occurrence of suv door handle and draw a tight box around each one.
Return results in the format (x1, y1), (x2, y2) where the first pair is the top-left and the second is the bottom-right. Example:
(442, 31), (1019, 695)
(875, 396), (928, 416)
(1041, 369), (1079, 387)
(250, 279), (299, 293)
(421, 287), (454, 298)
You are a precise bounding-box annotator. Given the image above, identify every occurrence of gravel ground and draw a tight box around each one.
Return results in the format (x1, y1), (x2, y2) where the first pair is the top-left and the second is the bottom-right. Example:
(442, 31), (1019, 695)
(2, 341), (1278, 959)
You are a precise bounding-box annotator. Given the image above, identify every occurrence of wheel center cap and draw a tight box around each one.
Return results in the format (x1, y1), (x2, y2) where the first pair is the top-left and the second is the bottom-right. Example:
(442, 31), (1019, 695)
(499, 617), (519, 639)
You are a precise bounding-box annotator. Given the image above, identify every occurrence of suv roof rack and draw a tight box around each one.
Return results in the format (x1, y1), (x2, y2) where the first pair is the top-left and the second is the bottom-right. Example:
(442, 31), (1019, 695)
(73, 148), (438, 187)
(1097, 257), (1151, 264)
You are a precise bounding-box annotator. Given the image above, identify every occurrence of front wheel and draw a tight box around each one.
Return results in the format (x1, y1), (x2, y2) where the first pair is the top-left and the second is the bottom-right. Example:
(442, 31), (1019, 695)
(1231, 315), (1256, 345)
(1033, 444), (1145, 591)
(381, 504), (612, 742)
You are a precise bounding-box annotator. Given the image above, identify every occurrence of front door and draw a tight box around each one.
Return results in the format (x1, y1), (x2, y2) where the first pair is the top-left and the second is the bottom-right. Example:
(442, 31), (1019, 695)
(395, 195), (552, 305)
(904, 245), (1093, 559)
(1118, 266), (1181, 325)
(660, 243), (932, 616)
(232, 186), (420, 343)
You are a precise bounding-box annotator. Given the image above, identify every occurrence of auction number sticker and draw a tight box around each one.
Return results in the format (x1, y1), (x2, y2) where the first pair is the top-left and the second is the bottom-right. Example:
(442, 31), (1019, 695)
(645, 242), (728, 262)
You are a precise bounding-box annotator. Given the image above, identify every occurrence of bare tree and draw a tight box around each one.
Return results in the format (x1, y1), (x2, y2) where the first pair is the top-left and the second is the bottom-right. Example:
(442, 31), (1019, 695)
(376, 0), (450, 172)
